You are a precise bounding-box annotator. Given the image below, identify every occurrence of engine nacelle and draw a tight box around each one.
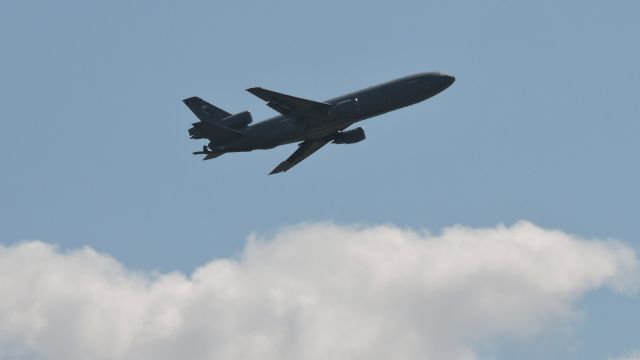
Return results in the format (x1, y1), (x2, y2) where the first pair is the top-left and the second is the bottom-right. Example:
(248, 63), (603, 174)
(219, 111), (253, 129)
(333, 127), (366, 144)
(188, 122), (206, 139)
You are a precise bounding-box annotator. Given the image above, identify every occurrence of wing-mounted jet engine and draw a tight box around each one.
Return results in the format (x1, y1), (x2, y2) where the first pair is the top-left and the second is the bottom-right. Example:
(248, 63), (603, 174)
(332, 127), (365, 144)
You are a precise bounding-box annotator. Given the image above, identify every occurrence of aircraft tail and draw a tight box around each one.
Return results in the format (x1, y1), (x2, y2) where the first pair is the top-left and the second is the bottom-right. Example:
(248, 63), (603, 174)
(183, 97), (232, 123)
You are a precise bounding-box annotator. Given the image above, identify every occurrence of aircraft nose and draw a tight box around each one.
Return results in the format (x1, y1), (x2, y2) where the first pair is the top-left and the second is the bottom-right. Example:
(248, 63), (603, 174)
(441, 73), (455, 87)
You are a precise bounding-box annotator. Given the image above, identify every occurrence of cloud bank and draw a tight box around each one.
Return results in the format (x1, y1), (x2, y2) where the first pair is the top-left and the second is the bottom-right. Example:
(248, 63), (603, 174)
(0, 221), (637, 360)
(610, 350), (640, 360)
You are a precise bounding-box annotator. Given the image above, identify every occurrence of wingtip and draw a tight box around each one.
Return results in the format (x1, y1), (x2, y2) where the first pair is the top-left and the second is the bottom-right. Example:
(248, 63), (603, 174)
(269, 163), (287, 175)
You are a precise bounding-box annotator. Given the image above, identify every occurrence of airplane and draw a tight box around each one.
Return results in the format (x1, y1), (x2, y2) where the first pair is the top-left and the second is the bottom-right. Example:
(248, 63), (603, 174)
(183, 72), (455, 174)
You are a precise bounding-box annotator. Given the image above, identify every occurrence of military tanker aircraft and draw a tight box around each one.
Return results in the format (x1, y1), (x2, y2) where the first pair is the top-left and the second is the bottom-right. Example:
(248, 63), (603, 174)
(184, 72), (454, 174)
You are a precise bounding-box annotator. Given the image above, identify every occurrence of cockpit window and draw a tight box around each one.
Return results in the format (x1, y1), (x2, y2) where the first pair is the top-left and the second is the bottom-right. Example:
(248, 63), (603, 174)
(407, 78), (420, 84)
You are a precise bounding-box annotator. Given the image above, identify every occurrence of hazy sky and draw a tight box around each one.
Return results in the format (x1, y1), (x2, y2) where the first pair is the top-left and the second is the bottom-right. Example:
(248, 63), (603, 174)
(1, 1), (639, 359)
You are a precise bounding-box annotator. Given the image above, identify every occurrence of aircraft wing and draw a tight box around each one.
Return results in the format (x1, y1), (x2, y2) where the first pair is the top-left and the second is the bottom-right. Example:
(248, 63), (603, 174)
(247, 87), (332, 115)
(269, 139), (330, 175)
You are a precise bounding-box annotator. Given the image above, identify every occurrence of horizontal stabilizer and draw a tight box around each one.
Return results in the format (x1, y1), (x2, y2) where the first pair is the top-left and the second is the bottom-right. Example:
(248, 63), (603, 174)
(203, 152), (223, 160)
(192, 145), (209, 155)
(247, 87), (331, 115)
(193, 146), (223, 160)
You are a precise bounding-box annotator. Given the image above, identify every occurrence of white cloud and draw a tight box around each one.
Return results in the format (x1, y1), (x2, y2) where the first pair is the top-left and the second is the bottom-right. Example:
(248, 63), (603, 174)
(0, 221), (637, 360)
(610, 350), (640, 360)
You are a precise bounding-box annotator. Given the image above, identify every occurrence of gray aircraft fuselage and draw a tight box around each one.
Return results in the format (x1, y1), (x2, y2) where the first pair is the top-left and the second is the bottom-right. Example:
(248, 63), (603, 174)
(211, 72), (454, 152)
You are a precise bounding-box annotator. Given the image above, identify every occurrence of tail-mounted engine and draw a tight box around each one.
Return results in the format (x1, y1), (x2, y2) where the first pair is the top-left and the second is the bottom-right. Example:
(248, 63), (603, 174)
(218, 111), (252, 129)
(188, 111), (252, 140)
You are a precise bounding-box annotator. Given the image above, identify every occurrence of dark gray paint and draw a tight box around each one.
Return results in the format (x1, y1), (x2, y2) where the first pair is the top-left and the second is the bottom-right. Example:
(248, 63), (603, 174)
(184, 72), (455, 174)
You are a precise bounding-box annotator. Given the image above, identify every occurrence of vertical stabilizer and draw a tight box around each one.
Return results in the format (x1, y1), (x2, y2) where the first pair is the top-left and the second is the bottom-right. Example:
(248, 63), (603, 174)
(183, 97), (232, 123)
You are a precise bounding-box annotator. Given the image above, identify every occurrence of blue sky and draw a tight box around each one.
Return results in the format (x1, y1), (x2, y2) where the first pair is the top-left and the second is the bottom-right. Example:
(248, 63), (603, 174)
(1, 1), (639, 359)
